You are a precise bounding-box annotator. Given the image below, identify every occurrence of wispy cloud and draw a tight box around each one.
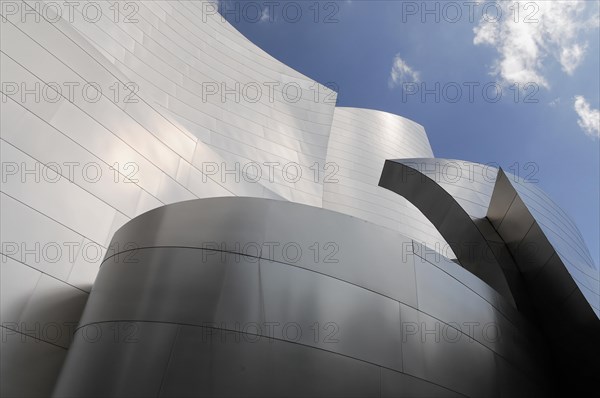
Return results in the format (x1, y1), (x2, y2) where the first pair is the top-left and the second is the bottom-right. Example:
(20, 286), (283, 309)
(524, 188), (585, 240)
(574, 96), (600, 139)
(548, 97), (561, 107)
(260, 7), (270, 22)
(388, 54), (420, 88)
(473, 1), (598, 88)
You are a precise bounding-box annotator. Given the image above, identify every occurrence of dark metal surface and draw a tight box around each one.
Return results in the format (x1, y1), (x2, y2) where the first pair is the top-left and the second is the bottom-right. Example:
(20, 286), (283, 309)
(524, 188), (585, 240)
(487, 169), (600, 393)
(380, 160), (599, 395)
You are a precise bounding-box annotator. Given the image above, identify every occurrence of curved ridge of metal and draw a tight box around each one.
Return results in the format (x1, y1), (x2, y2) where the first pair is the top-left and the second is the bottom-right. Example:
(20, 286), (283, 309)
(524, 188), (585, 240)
(378, 159), (516, 305)
(380, 159), (600, 393)
(487, 170), (599, 381)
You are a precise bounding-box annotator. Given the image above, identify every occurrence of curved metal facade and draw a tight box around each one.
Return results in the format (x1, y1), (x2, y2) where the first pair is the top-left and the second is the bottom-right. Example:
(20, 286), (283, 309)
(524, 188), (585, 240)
(1, 1), (597, 397)
(379, 158), (599, 315)
(323, 108), (454, 258)
(1, 2), (450, 396)
(499, 172), (599, 315)
(380, 158), (599, 394)
(53, 198), (548, 397)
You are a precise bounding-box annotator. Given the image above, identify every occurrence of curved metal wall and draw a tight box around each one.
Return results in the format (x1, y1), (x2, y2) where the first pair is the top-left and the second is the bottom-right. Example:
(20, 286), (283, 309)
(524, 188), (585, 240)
(53, 198), (548, 398)
(324, 108), (455, 258)
(0, 2), (448, 396)
(2, 1), (596, 396)
(504, 174), (599, 316)
(379, 158), (600, 394)
(390, 158), (599, 315)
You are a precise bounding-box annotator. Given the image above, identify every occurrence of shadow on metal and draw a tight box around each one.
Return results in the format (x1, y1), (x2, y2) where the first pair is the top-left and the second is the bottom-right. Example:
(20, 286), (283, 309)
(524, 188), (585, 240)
(379, 159), (599, 396)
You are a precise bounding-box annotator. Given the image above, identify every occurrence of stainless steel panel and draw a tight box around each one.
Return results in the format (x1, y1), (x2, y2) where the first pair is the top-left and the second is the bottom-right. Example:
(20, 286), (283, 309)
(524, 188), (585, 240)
(486, 169), (600, 394)
(494, 354), (547, 398)
(259, 257), (403, 371)
(17, 274), (88, 348)
(79, 247), (262, 328)
(0, 136), (122, 246)
(413, 258), (539, 371)
(53, 198), (548, 396)
(411, 242), (543, 369)
(1, 328), (67, 398)
(109, 197), (267, 251)
(0, 191), (86, 280)
(107, 196), (420, 306)
(1, 97), (147, 219)
(66, 237), (104, 291)
(529, 254), (578, 308)
(400, 303), (497, 397)
(415, 259), (497, 328)
(497, 195), (535, 253)
(486, 170), (517, 230)
(380, 368), (464, 398)
(380, 159), (515, 304)
(159, 324), (381, 397)
(3, 0), (596, 394)
(0, 255), (43, 326)
(323, 107), (450, 255)
(263, 199), (419, 306)
(516, 221), (556, 277)
(53, 322), (178, 397)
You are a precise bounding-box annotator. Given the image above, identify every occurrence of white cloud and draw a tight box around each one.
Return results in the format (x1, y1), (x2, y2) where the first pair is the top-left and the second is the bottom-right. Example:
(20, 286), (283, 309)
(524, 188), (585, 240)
(260, 7), (270, 22)
(473, 1), (598, 88)
(560, 43), (587, 75)
(574, 96), (600, 138)
(388, 54), (420, 88)
(548, 97), (561, 107)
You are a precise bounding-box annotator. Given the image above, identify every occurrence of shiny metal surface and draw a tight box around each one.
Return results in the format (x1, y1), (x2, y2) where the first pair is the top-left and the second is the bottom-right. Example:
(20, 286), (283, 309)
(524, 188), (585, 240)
(2, 3), (448, 393)
(323, 108), (452, 256)
(108, 197), (419, 306)
(259, 257), (403, 371)
(381, 159), (599, 313)
(1, 327), (67, 398)
(487, 169), (600, 391)
(489, 169), (599, 315)
(1, 2), (424, 395)
(399, 303), (498, 397)
(80, 247), (262, 328)
(2, 0), (597, 396)
(54, 198), (546, 397)
(53, 322), (180, 397)
(380, 158), (598, 395)
(380, 368), (464, 398)
(379, 159), (515, 304)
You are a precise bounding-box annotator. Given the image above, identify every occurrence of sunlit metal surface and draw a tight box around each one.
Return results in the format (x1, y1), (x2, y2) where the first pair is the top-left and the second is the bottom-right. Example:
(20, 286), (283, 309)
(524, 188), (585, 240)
(324, 108), (455, 258)
(1, 2), (449, 395)
(53, 198), (548, 397)
(1, 0), (597, 396)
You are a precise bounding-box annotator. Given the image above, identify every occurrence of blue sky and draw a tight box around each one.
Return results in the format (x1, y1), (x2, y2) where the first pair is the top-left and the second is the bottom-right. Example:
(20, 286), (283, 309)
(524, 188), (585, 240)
(218, 0), (600, 266)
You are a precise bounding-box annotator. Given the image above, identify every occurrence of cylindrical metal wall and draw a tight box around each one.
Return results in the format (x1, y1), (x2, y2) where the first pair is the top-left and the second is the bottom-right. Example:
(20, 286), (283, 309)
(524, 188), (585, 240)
(53, 198), (548, 397)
